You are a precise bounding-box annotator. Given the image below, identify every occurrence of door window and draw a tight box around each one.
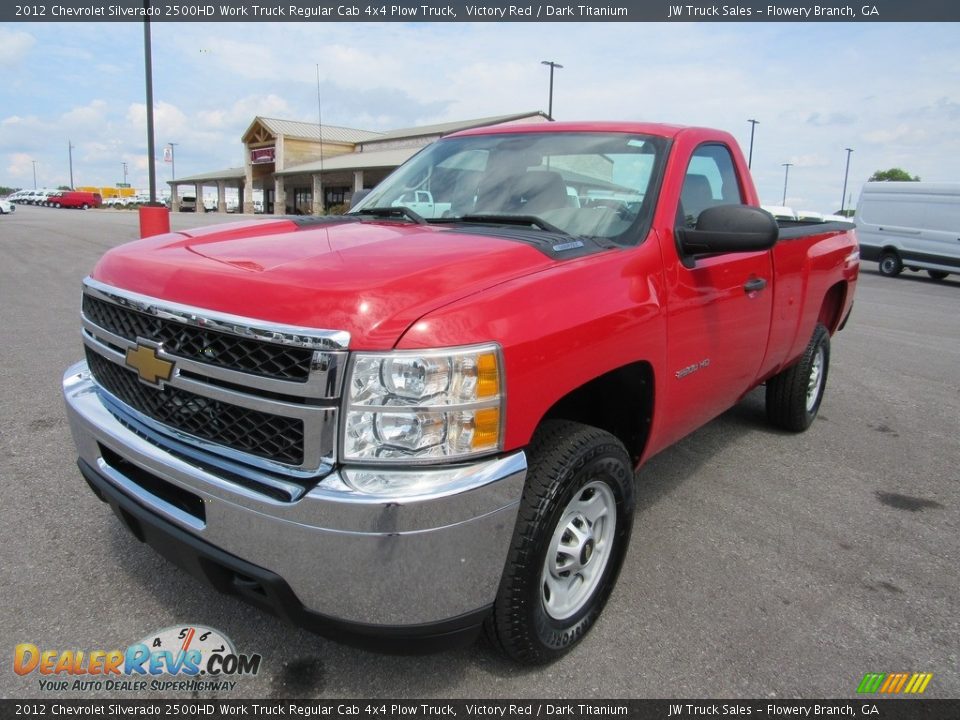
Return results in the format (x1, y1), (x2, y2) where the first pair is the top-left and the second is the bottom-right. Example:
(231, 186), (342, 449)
(678, 144), (744, 228)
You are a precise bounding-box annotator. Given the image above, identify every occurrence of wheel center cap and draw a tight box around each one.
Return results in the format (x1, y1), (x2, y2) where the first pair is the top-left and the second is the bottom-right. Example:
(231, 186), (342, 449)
(581, 538), (595, 565)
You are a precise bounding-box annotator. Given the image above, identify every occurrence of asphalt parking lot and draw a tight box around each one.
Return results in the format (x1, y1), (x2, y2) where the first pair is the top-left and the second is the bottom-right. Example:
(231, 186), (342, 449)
(1, 204), (957, 699)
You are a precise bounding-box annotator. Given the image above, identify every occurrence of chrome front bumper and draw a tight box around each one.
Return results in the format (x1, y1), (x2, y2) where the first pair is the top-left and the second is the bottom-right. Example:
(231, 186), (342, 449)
(63, 361), (526, 629)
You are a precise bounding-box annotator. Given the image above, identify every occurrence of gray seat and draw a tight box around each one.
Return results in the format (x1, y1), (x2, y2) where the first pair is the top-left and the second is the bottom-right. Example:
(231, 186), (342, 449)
(476, 170), (569, 215)
(680, 173), (715, 227)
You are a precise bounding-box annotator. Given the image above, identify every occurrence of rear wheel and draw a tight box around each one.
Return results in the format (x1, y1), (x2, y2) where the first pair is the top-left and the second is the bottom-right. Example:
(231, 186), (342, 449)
(927, 270), (949, 281)
(766, 324), (830, 432)
(54, 202), (61, 208)
(878, 252), (902, 277)
(486, 420), (635, 664)
(81, 203), (89, 210)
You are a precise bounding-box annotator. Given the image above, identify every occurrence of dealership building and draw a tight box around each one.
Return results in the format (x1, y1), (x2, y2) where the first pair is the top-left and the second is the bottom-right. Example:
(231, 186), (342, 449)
(168, 111), (548, 214)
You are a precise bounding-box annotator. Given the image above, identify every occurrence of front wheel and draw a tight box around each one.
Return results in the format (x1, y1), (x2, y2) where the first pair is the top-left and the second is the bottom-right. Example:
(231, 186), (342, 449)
(486, 420), (635, 664)
(766, 323), (830, 432)
(878, 252), (902, 277)
(927, 270), (949, 281)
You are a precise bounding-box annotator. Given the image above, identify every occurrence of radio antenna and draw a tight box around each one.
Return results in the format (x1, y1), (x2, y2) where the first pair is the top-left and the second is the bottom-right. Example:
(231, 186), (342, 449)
(316, 64), (325, 210)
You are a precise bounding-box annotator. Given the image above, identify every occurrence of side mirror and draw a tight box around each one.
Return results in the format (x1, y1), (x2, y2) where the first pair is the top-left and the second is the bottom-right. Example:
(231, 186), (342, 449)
(350, 189), (371, 209)
(678, 205), (778, 267)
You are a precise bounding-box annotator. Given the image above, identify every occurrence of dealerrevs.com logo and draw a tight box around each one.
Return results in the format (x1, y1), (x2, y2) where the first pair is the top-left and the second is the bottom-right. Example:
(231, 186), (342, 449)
(14, 625), (262, 693)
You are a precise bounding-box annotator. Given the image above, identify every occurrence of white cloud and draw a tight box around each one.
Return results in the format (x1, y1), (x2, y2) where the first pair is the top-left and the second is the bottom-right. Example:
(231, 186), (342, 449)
(6, 152), (34, 180)
(1, 22), (958, 208)
(0, 29), (34, 67)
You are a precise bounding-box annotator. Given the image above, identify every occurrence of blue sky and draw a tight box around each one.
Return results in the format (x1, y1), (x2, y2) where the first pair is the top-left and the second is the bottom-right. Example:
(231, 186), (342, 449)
(1, 21), (958, 212)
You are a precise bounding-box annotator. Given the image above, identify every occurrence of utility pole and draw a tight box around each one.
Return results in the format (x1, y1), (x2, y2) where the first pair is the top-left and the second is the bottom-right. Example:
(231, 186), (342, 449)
(540, 60), (563, 121)
(32, 160), (37, 189)
(168, 142), (177, 181)
(143, 7), (157, 204)
(122, 161), (128, 186)
(840, 147), (854, 214)
(747, 119), (759, 169)
(68, 140), (75, 188)
(781, 163), (793, 206)
(137, 0), (170, 238)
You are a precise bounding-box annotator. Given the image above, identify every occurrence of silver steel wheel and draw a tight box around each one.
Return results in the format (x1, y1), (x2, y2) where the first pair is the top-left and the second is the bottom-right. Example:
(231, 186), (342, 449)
(805, 346), (824, 412)
(541, 479), (617, 621)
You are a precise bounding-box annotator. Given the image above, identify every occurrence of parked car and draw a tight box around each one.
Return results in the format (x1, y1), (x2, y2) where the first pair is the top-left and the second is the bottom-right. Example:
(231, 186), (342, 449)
(64, 121), (858, 663)
(16, 190), (45, 205)
(855, 181), (960, 280)
(51, 191), (102, 209)
(0, 198), (15, 214)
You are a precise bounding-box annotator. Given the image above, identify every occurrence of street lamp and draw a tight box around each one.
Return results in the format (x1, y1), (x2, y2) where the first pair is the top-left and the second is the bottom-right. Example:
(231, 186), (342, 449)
(840, 147), (854, 214)
(68, 140), (75, 188)
(747, 119), (759, 169)
(781, 163), (793, 206)
(540, 60), (563, 121)
(32, 160), (37, 189)
(122, 161), (128, 186)
(167, 142), (178, 181)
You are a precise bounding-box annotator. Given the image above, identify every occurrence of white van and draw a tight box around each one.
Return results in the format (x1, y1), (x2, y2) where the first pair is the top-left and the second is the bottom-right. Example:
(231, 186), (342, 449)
(854, 182), (960, 280)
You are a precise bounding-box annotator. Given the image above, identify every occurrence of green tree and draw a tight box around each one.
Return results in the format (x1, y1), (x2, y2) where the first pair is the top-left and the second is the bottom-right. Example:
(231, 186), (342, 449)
(0, 186), (20, 196)
(869, 168), (920, 182)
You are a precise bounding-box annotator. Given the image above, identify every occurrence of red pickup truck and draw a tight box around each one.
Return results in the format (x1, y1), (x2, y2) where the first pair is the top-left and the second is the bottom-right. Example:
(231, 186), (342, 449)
(63, 122), (858, 663)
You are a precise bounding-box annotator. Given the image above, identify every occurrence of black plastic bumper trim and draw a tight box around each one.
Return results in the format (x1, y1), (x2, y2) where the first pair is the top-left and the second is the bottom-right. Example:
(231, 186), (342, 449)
(78, 458), (489, 653)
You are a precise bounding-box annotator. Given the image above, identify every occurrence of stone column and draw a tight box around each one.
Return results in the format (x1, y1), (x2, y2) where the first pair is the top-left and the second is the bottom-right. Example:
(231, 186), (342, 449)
(274, 175), (286, 215)
(353, 170), (364, 192)
(237, 181), (246, 214)
(217, 181), (226, 213)
(243, 161), (254, 214)
(312, 174), (325, 215)
(171, 183), (180, 212)
(195, 183), (204, 212)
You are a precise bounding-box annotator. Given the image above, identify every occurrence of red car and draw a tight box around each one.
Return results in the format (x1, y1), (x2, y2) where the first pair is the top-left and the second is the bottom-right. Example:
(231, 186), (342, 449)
(51, 191), (102, 209)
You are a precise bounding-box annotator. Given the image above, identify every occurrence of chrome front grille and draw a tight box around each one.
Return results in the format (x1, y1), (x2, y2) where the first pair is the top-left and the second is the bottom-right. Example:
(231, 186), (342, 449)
(80, 278), (348, 476)
(86, 348), (306, 465)
(82, 294), (314, 381)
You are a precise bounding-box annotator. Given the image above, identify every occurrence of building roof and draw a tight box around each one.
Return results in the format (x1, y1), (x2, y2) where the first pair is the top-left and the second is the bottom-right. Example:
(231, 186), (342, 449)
(246, 117), (382, 145)
(280, 147), (421, 176)
(168, 167), (245, 185)
(366, 111), (547, 143)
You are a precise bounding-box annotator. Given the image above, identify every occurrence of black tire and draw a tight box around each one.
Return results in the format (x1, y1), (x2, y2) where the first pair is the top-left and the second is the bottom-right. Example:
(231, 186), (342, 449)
(486, 420), (635, 664)
(878, 252), (902, 277)
(766, 323), (830, 432)
(927, 270), (949, 281)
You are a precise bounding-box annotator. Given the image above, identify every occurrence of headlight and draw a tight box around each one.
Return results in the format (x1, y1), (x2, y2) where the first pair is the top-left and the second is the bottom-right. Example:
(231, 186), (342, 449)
(343, 344), (503, 463)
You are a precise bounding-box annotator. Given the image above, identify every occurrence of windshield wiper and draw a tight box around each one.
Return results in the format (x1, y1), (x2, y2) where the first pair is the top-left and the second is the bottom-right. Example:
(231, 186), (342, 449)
(436, 213), (572, 237)
(350, 206), (427, 224)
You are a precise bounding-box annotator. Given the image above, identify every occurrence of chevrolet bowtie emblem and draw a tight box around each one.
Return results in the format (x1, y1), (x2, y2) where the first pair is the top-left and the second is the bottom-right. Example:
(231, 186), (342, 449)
(125, 343), (174, 386)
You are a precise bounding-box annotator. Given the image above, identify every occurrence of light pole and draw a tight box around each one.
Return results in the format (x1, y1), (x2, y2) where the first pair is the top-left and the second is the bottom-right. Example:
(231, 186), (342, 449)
(138, 0), (170, 239)
(167, 142), (177, 181)
(32, 160), (37, 189)
(747, 119), (759, 169)
(122, 161), (128, 186)
(840, 147), (854, 214)
(540, 60), (563, 121)
(781, 163), (793, 206)
(68, 140), (75, 188)
(143, 7), (158, 204)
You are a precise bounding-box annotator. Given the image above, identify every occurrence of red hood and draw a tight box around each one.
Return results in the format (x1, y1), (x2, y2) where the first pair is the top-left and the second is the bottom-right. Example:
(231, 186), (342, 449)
(91, 218), (555, 349)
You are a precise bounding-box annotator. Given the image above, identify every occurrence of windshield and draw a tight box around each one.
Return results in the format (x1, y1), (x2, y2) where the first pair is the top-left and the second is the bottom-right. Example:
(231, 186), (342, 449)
(351, 132), (667, 242)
